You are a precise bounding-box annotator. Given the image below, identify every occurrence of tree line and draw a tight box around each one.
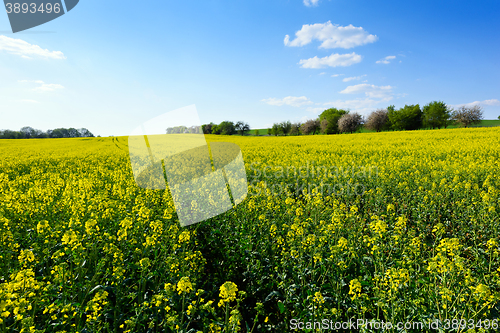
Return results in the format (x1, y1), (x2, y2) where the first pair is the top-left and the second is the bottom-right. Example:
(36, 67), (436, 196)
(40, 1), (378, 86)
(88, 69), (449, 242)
(165, 121), (251, 135)
(268, 101), (486, 136)
(0, 126), (94, 139)
(200, 121), (250, 135)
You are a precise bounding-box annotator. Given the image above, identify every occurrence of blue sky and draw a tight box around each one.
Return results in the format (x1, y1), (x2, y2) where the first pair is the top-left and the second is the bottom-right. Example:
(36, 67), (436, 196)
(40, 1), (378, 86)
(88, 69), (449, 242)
(1, 0), (499, 136)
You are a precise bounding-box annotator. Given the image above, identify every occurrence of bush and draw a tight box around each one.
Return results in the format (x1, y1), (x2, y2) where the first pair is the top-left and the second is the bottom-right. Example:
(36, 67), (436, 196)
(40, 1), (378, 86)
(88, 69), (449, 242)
(365, 109), (389, 132)
(319, 108), (349, 134)
(301, 119), (320, 135)
(338, 113), (364, 134)
(451, 105), (483, 128)
(289, 123), (302, 136)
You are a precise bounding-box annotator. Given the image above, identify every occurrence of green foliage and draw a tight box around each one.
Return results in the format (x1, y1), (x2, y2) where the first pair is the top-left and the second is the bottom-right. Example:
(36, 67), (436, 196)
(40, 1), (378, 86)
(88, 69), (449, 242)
(218, 121), (236, 135)
(202, 123), (215, 134)
(235, 121), (251, 135)
(388, 104), (422, 131)
(279, 121), (292, 136)
(271, 124), (279, 136)
(211, 124), (220, 134)
(319, 108), (349, 134)
(423, 101), (451, 129)
(289, 122), (302, 136)
(0, 127), (94, 139)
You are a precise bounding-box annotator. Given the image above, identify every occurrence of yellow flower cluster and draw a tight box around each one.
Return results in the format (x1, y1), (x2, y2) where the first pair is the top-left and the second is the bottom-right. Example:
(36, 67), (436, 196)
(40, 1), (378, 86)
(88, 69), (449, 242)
(218, 282), (238, 307)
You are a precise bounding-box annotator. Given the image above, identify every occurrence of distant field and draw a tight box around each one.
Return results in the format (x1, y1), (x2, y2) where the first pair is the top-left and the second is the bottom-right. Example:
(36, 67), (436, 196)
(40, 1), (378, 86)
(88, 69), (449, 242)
(250, 119), (500, 135)
(248, 128), (270, 135)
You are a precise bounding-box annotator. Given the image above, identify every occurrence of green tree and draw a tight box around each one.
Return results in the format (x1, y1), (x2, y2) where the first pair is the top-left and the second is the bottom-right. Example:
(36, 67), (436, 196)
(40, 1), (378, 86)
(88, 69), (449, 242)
(68, 128), (81, 137)
(218, 121), (236, 135)
(211, 124), (221, 135)
(319, 108), (349, 134)
(301, 119), (320, 135)
(290, 122), (301, 136)
(20, 126), (36, 139)
(271, 124), (280, 136)
(77, 128), (94, 137)
(451, 105), (483, 128)
(423, 101), (451, 129)
(388, 104), (422, 131)
(49, 128), (70, 138)
(386, 105), (397, 130)
(365, 109), (389, 132)
(0, 130), (22, 139)
(202, 123), (215, 134)
(279, 121), (292, 136)
(235, 121), (250, 135)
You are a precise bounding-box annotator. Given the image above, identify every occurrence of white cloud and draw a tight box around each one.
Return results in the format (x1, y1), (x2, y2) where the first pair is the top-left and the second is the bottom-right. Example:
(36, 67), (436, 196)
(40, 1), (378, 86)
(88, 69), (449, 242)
(303, 0), (320, 7)
(0, 35), (66, 59)
(331, 74), (344, 77)
(19, 80), (64, 92)
(299, 52), (362, 68)
(284, 21), (378, 49)
(262, 96), (314, 107)
(319, 72), (326, 75)
(306, 106), (326, 113)
(376, 55), (396, 64)
(450, 99), (500, 108)
(482, 99), (500, 106)
(343, 74), (367, 82)
(304, 98), (385, 115)
(340, 83), (393, 100)
(322, 98), (382, 114)
(34, 83), (64, 92)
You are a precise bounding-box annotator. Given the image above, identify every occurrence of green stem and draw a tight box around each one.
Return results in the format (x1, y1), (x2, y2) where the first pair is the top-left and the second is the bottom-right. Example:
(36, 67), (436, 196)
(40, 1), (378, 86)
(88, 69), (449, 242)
(225, 303), (229, 333)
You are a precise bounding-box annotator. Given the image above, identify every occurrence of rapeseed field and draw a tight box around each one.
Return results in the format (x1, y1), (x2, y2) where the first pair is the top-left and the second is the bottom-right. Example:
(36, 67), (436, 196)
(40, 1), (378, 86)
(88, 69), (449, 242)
(0, 128), (499, 332)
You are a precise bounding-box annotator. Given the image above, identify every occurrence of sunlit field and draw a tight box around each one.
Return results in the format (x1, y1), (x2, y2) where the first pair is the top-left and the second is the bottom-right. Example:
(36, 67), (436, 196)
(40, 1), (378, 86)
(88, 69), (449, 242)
(1, 128), (499, 332)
